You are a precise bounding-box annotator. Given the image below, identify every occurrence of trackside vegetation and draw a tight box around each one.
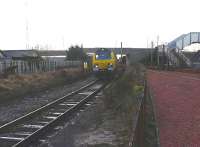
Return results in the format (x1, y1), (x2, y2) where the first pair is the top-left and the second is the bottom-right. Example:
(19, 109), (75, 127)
(102, 64), (145, 146)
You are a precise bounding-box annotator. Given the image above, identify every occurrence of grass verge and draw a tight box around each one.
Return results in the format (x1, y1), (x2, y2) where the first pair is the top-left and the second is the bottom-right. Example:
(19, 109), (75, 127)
(102, 64), (146, 146)
(0, 68), (88, 102)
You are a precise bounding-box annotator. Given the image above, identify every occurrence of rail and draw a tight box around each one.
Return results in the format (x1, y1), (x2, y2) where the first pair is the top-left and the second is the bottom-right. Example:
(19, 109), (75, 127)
(0, 80), (106, 147)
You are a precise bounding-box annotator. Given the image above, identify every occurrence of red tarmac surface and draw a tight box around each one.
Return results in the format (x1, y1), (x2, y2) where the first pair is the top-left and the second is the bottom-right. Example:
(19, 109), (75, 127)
(147, 70), (200, 147)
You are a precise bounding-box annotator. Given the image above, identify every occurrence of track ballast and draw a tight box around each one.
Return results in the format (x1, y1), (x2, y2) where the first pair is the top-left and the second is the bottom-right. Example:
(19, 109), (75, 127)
(0, 80), (105, 147)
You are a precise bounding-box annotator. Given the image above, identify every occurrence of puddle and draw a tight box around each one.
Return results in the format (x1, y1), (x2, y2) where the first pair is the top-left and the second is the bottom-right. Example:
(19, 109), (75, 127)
(75, 129), (117, 146)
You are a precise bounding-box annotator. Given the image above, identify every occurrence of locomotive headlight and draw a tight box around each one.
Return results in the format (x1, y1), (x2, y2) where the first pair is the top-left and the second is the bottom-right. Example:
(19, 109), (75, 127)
(108, 63), (113, 67)
(108, 63), (113, 71)
(93, 64), (99, 71)
(93, 64), (98, 68)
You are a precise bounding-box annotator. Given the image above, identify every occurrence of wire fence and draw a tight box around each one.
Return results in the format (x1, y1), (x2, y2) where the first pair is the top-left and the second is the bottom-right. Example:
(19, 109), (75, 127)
(0, 60), (82, 76)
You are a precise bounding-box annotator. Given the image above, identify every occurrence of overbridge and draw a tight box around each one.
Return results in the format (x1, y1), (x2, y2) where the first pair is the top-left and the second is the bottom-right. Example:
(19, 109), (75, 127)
(168, 32), (200, 49)
(156, 32), (200, 68)
(83, 48), (154, 63)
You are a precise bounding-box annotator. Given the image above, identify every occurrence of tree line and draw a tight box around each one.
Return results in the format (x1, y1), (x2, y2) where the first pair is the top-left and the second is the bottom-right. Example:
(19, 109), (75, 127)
(66, 45), (88, 61)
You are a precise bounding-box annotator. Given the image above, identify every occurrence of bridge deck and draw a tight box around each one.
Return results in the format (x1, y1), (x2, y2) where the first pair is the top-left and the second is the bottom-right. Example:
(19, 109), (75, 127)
(147, 70), (200, 147)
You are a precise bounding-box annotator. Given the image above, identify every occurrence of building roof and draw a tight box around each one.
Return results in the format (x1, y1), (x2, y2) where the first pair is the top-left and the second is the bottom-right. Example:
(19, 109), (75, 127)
(2, 50), (39, 59)
(37, 50), (67, 56)
(0, 51), (5, 59)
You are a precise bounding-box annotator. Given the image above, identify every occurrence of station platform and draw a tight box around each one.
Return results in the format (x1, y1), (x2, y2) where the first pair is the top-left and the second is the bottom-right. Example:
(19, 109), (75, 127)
(147, 70), (200, 147)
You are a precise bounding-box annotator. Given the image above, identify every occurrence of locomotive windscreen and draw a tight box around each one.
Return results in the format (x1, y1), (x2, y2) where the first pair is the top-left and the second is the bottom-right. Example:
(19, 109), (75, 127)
(95, 49), (111, 60)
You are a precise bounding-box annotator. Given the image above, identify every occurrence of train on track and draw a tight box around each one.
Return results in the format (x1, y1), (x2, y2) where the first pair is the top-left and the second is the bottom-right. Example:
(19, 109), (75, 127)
(92, 48), (117, 77)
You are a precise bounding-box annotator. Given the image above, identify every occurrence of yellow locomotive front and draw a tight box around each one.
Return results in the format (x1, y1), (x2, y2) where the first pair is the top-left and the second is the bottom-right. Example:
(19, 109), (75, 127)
(92, 48), (117, 74)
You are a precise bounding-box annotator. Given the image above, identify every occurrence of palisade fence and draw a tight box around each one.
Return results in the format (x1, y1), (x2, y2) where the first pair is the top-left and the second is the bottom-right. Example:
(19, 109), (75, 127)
(0, 60), (82, 75)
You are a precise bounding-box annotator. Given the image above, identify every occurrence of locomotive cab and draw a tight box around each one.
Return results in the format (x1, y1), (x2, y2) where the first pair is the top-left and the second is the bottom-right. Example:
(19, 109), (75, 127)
(92, 48), (117, 73)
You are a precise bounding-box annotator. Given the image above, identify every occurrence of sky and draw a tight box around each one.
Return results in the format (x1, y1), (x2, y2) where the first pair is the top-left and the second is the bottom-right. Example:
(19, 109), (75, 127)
(0, 0), (199, 50)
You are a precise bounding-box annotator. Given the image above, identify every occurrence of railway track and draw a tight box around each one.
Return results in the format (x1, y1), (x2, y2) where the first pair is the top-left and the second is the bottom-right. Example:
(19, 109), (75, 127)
(0, 80), (105, 147)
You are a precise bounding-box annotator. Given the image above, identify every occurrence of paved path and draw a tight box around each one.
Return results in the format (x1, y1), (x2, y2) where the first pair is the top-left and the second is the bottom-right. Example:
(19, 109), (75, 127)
(148, 70), (200, 147)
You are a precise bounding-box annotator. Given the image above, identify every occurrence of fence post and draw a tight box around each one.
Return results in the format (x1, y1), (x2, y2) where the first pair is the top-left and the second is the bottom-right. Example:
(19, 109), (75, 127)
(3, 61), (6, 74)
(16, 61), (19, 74)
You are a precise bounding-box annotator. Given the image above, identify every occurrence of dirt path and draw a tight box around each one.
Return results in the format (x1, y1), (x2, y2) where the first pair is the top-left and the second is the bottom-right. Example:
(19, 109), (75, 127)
(148, 70), (200, 147)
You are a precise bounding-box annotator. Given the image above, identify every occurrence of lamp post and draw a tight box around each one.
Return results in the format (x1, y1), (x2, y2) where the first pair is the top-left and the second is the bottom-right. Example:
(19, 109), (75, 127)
(157, 36), (159, 68)
(151, 41), (154, 66)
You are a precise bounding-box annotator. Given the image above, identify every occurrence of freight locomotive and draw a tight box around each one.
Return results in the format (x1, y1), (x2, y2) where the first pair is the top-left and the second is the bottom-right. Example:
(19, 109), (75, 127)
(92, 48), (117, 77)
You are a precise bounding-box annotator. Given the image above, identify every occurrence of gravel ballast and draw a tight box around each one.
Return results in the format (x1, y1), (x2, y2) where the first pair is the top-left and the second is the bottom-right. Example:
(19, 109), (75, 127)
(0, 76), (95, 126)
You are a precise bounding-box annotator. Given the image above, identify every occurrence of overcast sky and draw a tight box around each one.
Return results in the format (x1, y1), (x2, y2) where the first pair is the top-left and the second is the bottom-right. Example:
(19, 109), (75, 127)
(0, 0), (199, 50)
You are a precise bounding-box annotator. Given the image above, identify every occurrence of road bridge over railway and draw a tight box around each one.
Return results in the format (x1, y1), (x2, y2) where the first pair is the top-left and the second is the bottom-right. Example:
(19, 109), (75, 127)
(83, 48), (154, 63)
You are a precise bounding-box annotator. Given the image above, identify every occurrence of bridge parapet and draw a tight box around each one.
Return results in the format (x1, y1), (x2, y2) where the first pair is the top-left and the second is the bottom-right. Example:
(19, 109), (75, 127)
(83, 48), (155, 63)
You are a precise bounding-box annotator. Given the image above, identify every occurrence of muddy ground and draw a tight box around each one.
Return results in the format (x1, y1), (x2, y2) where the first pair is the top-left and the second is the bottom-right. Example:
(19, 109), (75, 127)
(38, 92), (126, 147)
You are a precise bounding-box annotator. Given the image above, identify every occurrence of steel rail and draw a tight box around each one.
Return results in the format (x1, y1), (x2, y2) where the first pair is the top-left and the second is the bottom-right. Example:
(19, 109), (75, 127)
(0, 80), (97, 131)
(0, 79), (105, 147)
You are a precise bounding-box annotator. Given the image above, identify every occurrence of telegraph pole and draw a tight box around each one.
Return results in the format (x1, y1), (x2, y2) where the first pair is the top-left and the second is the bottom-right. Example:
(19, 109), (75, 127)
(162, 44), (165, 69)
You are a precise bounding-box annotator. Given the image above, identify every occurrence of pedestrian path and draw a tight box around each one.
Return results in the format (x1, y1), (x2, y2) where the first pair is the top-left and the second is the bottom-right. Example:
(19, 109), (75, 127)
(148, 70), (200, 147)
